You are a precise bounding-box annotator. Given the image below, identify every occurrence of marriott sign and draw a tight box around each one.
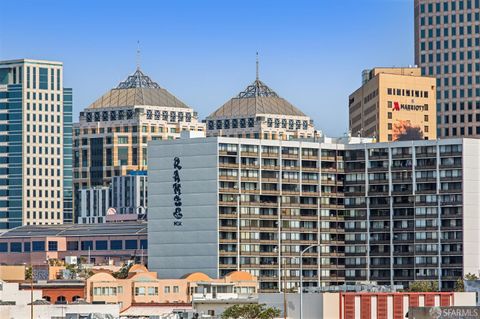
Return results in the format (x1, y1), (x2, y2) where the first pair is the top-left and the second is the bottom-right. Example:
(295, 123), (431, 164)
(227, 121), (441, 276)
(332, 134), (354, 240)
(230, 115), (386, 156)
(393, 101), (428, 112)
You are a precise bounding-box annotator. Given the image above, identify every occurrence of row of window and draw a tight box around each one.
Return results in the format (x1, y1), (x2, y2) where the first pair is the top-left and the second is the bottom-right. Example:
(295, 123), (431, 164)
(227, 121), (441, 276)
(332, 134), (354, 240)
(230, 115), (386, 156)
(387, 88), (429, 98)
(420, 0), (480, 14)
(25, 67), (61, 91)
(25, 91), (62, 101)
(85, 110), (193, 123)
(0, 238), (147, 253)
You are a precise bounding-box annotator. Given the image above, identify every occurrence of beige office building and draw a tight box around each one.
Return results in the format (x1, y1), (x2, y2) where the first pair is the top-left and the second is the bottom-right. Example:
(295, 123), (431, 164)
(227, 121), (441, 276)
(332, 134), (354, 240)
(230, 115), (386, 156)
(349, 67), (437, 142)
(73, 67), (204, 215)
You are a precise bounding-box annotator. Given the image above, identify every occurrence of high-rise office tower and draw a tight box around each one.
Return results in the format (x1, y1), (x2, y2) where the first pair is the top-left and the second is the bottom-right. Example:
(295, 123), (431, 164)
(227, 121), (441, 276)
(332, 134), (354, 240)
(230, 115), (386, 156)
(73, 67), (204, 217)
(415, 0), (480, 138)
(0, 59), (73, 230)
(349, 67), (437, 142)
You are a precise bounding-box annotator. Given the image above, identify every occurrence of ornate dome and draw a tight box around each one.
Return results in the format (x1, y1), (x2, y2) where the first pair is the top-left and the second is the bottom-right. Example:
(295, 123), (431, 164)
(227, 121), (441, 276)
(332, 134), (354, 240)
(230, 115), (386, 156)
(87, 69), (190, 109)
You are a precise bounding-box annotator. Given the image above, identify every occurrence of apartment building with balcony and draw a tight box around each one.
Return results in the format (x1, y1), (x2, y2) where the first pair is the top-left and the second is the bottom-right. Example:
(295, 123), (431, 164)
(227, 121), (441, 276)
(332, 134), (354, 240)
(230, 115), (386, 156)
(148, 135), (480, 292)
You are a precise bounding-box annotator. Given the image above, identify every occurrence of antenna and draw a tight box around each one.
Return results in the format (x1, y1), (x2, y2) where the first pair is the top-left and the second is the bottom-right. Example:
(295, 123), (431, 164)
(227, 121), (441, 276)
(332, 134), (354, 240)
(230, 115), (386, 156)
(256, 52), (259, 81)
(136, 40), (141, 70)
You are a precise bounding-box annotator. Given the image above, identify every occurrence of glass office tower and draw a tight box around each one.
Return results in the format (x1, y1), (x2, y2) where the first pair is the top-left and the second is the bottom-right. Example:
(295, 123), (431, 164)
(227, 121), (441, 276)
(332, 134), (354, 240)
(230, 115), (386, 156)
(415, 0), (480, 137)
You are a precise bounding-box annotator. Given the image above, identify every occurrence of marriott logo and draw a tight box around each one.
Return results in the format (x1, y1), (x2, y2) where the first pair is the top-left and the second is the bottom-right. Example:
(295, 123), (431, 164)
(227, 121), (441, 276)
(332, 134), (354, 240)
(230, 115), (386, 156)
(393, 102), (428, 112)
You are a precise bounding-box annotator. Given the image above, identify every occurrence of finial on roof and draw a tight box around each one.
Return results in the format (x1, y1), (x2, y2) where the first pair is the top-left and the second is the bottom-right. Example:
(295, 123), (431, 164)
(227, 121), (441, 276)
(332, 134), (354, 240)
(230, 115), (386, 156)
(256, 52), (259, 81)
(136, 40), (141, 71)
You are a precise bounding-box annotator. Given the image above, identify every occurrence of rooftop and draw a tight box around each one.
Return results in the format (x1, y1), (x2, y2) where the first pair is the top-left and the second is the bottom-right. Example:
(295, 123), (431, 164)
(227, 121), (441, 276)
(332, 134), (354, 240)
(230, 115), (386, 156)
(208, 79), (307, 118)
(0, 221), (147, 238)
(208, 55), (308, 119)
(87, 68), (191, 110)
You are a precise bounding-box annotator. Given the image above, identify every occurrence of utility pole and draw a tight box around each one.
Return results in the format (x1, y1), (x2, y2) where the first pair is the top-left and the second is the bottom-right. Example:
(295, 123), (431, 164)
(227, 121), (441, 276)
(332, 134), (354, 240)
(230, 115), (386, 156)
(283, 257), (287, 319)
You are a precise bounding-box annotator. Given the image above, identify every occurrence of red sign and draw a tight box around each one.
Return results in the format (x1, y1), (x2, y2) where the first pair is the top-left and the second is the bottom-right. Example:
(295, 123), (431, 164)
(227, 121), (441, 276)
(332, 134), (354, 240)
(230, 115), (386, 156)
(393, 102), (400, 111)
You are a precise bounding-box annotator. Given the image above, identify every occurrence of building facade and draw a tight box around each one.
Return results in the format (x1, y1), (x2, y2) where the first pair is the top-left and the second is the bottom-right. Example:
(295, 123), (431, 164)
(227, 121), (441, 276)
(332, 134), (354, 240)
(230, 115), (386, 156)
(111, 171), (147, 215)
(415, 0), (480, 138)
(0, 221), (147, 266)
(77, 186), (111, 224)
(349, 67), (437, 142)
(73, 67), (204, 219)
(148, 136), (480, 292)
(0, 59), (73, 229)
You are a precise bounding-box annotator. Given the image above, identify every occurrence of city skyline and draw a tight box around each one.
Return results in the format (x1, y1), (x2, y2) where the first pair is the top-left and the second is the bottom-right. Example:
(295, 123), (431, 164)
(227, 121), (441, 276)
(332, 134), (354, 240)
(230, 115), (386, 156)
(0, 0), (414, 136)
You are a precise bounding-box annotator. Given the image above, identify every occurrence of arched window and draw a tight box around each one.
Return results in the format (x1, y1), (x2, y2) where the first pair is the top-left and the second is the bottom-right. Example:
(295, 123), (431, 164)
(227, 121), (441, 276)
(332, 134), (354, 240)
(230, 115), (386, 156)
(44, 296), (51, 302)
(72, 295), (81, 302)
(56, 295), (66, 303)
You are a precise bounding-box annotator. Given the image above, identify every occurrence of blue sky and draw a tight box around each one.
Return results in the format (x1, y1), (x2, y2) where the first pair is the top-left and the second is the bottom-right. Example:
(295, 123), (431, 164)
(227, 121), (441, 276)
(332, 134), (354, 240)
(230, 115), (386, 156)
(0, 0), (414, 136)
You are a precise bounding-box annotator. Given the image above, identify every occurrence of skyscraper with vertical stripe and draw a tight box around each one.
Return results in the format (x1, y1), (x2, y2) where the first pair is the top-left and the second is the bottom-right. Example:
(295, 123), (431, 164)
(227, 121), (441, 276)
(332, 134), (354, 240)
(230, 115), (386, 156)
(0, 59), (73, 230)
(415, 0), (480, 137)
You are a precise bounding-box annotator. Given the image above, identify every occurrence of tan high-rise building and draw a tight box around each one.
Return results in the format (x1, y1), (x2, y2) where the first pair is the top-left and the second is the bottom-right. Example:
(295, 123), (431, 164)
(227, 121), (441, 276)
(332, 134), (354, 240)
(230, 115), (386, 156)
(349, 67), (437, 142)
(73, 68), (205, 217)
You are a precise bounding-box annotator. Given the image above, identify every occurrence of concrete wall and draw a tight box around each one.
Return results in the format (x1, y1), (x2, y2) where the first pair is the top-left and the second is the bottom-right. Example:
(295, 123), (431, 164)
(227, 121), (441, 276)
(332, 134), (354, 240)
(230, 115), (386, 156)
(0, 304), (120, 319)
(148, 138), (219, 279)
(462, 139), (480, 275)
(0, 265), (25, 281)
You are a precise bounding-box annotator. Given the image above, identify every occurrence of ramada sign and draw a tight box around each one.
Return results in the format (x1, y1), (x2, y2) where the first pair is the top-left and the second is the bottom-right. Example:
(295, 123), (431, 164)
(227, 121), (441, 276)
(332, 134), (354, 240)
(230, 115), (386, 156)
(393, 101), (427, 111)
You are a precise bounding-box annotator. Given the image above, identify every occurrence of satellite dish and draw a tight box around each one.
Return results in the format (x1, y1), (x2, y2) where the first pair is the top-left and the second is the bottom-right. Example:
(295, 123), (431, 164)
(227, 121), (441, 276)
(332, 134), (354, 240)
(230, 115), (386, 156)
(107, 208), (117, 215)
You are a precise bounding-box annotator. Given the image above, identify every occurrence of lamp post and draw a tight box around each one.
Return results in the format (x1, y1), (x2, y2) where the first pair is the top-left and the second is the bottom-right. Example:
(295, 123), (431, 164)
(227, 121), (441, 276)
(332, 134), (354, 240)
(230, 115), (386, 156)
(300, 244), (321, 319)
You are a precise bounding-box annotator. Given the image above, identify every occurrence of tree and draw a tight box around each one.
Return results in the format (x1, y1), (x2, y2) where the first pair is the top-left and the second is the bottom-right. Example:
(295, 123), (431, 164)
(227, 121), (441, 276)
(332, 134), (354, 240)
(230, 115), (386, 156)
(407, 281), (439, 292)
(455, 273), (479, 292)
(221, 304), (281, 319)
(25, 266), (32, 280)
(112, 262), (133, 279)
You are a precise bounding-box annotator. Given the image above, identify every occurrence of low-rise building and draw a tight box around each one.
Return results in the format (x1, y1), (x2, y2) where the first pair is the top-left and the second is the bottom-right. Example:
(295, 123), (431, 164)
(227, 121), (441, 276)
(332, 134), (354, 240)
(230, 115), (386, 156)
(0, 279), (119, 319)
(86, 265), (258, 312)
(0, 221), (147, 266)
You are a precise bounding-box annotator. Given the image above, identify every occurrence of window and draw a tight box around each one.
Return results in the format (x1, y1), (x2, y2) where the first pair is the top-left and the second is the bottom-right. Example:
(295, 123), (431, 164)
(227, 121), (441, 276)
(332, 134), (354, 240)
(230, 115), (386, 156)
(140, 239), (148, 250)
(125, 240), (138, 249)
(81, 241), (93, 251)
(117, 136), (128, 144)
(24, 242), (31, 252)
(39, 68), (48, 90)
(148, 287), (158, 295)
(67, 241), (78, 251)
(48, 241), (58, 251)
(110, 240), (123, 250)
(0, 243), (7, 252)
(10, 242), (22, 252)
(164, 286), (170, 293)
(173, 286), (179, 293)
(32, 241), (45, 252)
(95, 240), (108, 250)
(388, 112), (392, 119)
(135, 287), (145, 296)
(424, 115), (429, 122)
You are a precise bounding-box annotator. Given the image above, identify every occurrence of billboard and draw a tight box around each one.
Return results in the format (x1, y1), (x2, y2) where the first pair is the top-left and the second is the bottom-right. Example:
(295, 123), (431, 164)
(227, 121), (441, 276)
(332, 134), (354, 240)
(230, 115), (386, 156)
(409, 307), (480, 319)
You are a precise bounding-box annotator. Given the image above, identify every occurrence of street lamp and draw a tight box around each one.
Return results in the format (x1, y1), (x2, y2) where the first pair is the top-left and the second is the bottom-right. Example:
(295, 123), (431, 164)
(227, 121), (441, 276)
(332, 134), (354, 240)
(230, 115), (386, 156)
(300, 244), (321, 319)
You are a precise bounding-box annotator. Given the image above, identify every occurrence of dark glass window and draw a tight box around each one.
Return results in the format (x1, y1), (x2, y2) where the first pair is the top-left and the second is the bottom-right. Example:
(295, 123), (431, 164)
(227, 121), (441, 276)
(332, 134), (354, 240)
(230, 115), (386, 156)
(48, 241), (58, 251)
(10, 242), (22, 252)
(95, 240), (108, 250)
(110, 240), (123, 250)
(67, 241), (78, 251)
(125, 240), (138, 250)
(32, 241), (45, 252)
(81, 241), (93, 251)
(140, 239), (148, 250)
(24, 242), (31, 252)
(0, 243), (6, 252)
